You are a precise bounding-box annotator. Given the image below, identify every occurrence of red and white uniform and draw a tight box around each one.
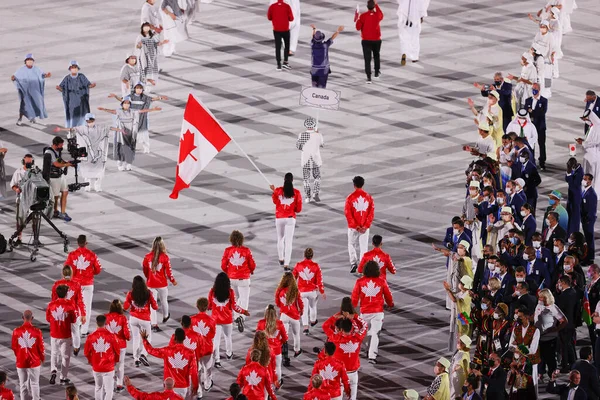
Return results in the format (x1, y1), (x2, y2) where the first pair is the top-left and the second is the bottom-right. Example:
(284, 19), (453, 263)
(169, 328), (209, 362)
(311, 355), (350, 399)
(51, 279), (85, 317)
(124, 291), (158, 321)
(142, 252), (175, 325)
(357, 248), (396, 280)
(126, 385), (184, 400)
(275, 287), (304, 353)
(272, 187), (302, 266)
(0, 386), (14, 400)
(46, 299), (77, 340)
(322, 313), (366, 337)
(344, 189), (375, 268)
(208, 288), (245, 362)
(256, 318), (288, 382)
(85, 327), (120, 400)
(105, 312), (131, 387)
(293, 259), (324, 327)
(272, 187), (303, 219)
(327, 331), (366, 400)
(189, 313), (216, 395)
(222, 245), (256, 321)
(124, 291), (158, 362)
(245, 347), (277, 384)
(143, 338), (199, 392)
(236, 361), (277, 400)
(12, 321), (44, 400)
(303, 388), (331, 400)
(65, 246), (101, 335)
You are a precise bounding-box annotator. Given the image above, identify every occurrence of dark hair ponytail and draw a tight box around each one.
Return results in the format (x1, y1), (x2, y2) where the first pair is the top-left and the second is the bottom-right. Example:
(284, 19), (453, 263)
(283, 173), (294, 198)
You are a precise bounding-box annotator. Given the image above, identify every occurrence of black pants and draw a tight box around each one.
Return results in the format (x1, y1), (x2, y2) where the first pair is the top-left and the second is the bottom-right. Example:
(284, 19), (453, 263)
(538, 128), (547, 167)
(559, 328), (577, 369)
(589, 325), (597, 353)
(273, 30), (290, 67)
(538, 337), (557, 377)
(584, 222), (596, 264)
(361, 40), (382, 79)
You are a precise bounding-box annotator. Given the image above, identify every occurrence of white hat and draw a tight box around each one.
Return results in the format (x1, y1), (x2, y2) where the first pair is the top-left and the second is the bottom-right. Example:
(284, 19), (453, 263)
(458, 240), (471, 251)
(515, 178), (525, 188)
(478, 121), (490, 131)
(469, 181), (480, 188)
(438, 357), (451, 369)
(460, 335), (472, 347)
(522, 52), (534, 63)
(84, 113), (95, 121)
(403, 389), (419, 400)
(489, 90), (500, 100)
(551, 6), (560, 17)
(540, 20), (550, 27)
(501, 206), (512, 214)
(460, 275), (473, 289)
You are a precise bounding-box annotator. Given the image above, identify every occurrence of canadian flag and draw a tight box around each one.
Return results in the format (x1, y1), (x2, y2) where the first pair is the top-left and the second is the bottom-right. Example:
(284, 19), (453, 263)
(354, 4), (360, 22)
(170, 94), (231, 199)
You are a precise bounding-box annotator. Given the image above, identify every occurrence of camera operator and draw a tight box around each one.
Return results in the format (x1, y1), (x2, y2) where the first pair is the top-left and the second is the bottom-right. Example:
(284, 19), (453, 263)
(10, 154), (35, 246)
(45, 136), (74, 222)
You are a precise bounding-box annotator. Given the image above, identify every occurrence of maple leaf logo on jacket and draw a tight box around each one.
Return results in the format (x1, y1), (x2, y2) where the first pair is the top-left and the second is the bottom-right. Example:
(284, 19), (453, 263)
(229, 251), (245, 267)
(361, 280), (381, 298)
(179, 130), (198, 163)
(193, 321), (210, 336)
(106, 320), (122, 334)
(51, 306), (66, 322)
(183, 337), (197, 351)
(213, 297), (228, 309)
(66, 289), (75, 300)
(278, 195), (294, 207)
(246, 370), (262, 386)
(352, 196), (369, 213)
(152, 263), (163, 272)
(168, 352), (189, 369)
(373, 255), (384, 269)
(299, 267), (315, 281)
(339, 341), (359, 354)
(18, 331), (36, 349)
(279, 295), (289, 307)
(93, 337), (110, 354)
(75, 254), (91, 270)
(319, 364), (338, 381)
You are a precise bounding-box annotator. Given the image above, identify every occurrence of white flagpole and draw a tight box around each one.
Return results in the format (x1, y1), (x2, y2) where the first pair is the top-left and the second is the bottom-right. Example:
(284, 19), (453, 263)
(229, 136), (273, 187)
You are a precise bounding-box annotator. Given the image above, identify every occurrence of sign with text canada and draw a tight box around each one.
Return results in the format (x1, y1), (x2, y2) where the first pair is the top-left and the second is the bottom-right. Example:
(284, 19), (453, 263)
(299, 87), (341, 111)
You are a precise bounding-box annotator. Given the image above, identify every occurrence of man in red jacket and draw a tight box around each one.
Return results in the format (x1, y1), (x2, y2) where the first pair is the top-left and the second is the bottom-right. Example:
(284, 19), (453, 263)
(267, 0), (294, 71)
(357, 234), (397, 280)
(124, 376), (183, 400)
(12, 310), (44, 400)
(237, 349), (277, 400)
(355, 0), (383, 83)
(84, 315), (120, 400)
(52, 265), (86, 356)
(191, 297), (216, 393)
(344, 176), (375, 273)
(46, 285), (77, 385)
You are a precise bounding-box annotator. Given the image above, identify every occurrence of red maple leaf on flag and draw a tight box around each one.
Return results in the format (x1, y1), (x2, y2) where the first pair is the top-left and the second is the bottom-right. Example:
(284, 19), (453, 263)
(179, 130), (198, 163)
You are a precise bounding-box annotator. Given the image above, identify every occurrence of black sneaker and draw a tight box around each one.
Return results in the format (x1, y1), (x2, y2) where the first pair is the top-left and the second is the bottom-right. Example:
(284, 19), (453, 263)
(205, 380), (214, 392)
(49, 371), (57, 385)
(368, 358), (377, 364)
(214, 361), (223, 369)
(151, 325), (161, 333)
(293, 349), (303, 358)
(282, 63), (291, 70)
(236, 316), (245, 333)
(310, 320), (318, 327)
(135, 360), (141, 368)
(284, 265), (290, 271)
(313, 194), (320, 202)
(73, 348), (79, 356)
(226, 353), (233, 360)
(303, 328), (309, 335)
(53, 210), (60, 218)
(162, 313), (171, 323)
(366, 78), (372, 85)
(374, 72), (381, 79)
(14, 239), (22, 248)
(60, 378), (71, 385)
(115, 386), (125, 394)
(350, 264), (358, 274)
(276, 65), (282, 71)
(283, 357), (291, 367)
(139, 354), (150, 366)
(279, 260), (284, 266)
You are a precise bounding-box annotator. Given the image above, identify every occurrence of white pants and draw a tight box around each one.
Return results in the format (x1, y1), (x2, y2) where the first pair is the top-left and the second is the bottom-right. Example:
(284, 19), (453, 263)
(213, 324), (233, 361)
(115, 348), (126, 386)
(276, 218), (296, 265)
(231, 279), (250, 321)
(280, 313), (301, 352)
(137, 130), (150, 153)
(348, 228), (369, 266)
(81, 285), (94, 334)
(331, 397), (342, 400)
(348, 371), (359, 400)
(17, 367), (40, 400)
(50, 337), (72, 379)
(300, 291), (318, 326)
(71, 316), (81, 349)
(275, 354), (282, 382)
(361, 312), (384, 359)
(198, 354), (213, 396)
(84, 178), (103, 192)
(150, 287), (169, 325)
(130, 316), (152, 361)
(93, 370), (115, 400)
(173, 387), (188, 399)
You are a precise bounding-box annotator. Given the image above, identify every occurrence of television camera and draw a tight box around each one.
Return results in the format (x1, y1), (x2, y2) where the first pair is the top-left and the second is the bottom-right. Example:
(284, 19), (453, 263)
(65, 132), (89, 192)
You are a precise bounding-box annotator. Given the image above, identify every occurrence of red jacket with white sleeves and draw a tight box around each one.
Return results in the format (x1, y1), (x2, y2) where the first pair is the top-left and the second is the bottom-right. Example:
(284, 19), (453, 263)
(142, 252), (176, 289)
(357, 247), (396, 279)
(190, 312), (216, 356)
(51, 279), (85, 317)
(355, 4), (383, 41)
(143, 338), (199, 390)
(84, 327), (120, 372)
(256, 319), (288, 356)
(126, 385), (184, 400)
(0, 386), (14, 400)
(275, 287), (304, 321)
(351, 276), (393, 314)
(344, 189), (375, 229)
(46, 298), (77, 339)
(237, 361), (277, 400)
(245, 347), (278, 383)
(208, 288), (245, 325)
(311, 354), (350, 398)
(104, 312), (131, 349)
(12, 322), (45, 368)
(292, 259), (325, 294)
(303, 388), (331, 400)
(272, 187), (302, 219)
(123, 291), (158, 321)
(221, 246), (256, 280)
(267, 0), (293, 33)
(66, 247), (102, 286)
(329, 330), (367, 373)
(169, 327), (210, 361)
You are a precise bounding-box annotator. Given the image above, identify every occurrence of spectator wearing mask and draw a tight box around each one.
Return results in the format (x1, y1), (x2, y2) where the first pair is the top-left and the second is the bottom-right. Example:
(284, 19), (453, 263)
(562, 255), (586, 295)
(587, 264), (600, 353)
(474, 72), (514, 131)
(581, 173), (597, 265)
(449, 335), (471, 399)
(507, 109), (538, 156)
(515, 150), (541, 211)
(488, 207), (516, 250)
(509, 307), (541, 388)
(566, 158), (584, 235)
(569, 232), (589, 264)
(542, 212), (567, 252)
(514, 266), (539, 294)
(491, 303), (511, 354)
(472, 352), (506, 400)
(424, 358), (450, 400)
(542, 190), (569, 233)
(506, 180), (527, 225)
(520, 203), (536, 245)
(355, 0), (384, 84)
(463, 122), (496, 160)
(547, 370), (587, 400)
(522, 246), (551, 290)
(534, 289), (567, 379)
(510, 282), (537, 317)
(532, 232), (555, 274)
(557, 275), (580, 372)
(571, 346), (600, 400)
(472, 247), (495, 299)
(477, 187), (498, 245)
(525, 82), (548, 169)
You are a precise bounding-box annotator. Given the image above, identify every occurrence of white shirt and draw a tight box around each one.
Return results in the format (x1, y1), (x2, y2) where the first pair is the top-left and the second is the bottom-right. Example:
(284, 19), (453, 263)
(475, 135), (496, 160)
(141, 2), (161, 27)
(509, 323), (540, 354)
(531, 96), (539, 109)
(594, 302), (600, 330)
(568, 386), (578, 400)
(546, 224), (557, 241)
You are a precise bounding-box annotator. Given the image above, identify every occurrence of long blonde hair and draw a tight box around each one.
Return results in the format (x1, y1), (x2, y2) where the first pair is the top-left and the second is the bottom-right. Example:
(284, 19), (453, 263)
(277, 272), (299, 305)
(151, 236), (166, 273)
(252, 331), (271, 367)
(264, 304), (278, 337)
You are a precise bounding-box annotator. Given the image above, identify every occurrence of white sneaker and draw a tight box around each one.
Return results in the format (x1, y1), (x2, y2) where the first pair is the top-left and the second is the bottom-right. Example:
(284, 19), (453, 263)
(304, 197), (311, 204)
(125, 164), (132, 171)
(16, 118), (22, 126)
(84, 185), (91, 192)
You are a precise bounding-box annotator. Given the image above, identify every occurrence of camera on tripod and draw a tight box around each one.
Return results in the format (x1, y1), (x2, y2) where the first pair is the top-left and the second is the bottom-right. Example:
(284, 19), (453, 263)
(21, 166), (51, 209)
(65, 133), (89, 192)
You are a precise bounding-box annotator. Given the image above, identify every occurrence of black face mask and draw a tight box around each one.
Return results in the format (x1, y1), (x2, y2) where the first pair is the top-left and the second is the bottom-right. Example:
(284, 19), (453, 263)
(24, 162), (33, 169)
(483, 254), (490, 259)
(494, 80), (502, 86)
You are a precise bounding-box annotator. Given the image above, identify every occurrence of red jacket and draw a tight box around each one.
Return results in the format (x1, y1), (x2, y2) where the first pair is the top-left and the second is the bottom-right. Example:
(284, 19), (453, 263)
(104, 312), (131, 349)
(344, 189), (374, 229)
(0, 386), (14, 400)
(142, 252), (175, 288)
(84, 327), (120, 373)
(237, 361), (277, 400)
(66, 247), (102, 286)
(272, 187), (302, 219)
(190, 312), (216, 355)
(330, 330), (367, 372)
(123, 291), (158, 321)
(221, 246), (256, 280)
(245, 347), (278, 383)
(169, 327), (210, 360)
(355, 4), (383, 41)
(143, 338), (199, 390)
(208, 288), (245, 325)
(51, 278), (85, 317)
(256, 319), (288, 356)
(292, 259), (325, 294)
(267, 0), (293, 32)
(126, 385), (184, 400)
(351, 276), (393, 314)
(11, 322), (45, 368)
(357, 247), (396, 279)
(46, 298), (77, 339)
(303, 388), (331, 400)
(322, 313), (367, 339)
(275, 287), (304, 321)
(311, 355), (350, 398)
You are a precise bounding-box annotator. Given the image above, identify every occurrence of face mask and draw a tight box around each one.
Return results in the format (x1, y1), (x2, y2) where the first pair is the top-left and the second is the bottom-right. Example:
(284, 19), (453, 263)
(546, 218), (551, 226)
(564, 265), (572, 273)
(493, 312), (500, 319)
(516, 277), (525, 282)
(523, 254), (529, 261)
(502, 215), (511, 222)
(519, 157), (526, 164)
(488, 262), (495, 270)
(469, 190), (478, 197)
(538, 300), (544, 305)
(532, 241), (541, 249)
(497, 197), (505, 205)
(483, 196), (490, 202)
(582, 181), (589, 189)
(24, 162), (33, 169)
(520, 210), (527, 217)
(553, 246), (560, 254)
(549, 199), (556, 206)
(457, 248), (466, 257)
(481, 303), (488, 310)
(453, 229), (459, 236)
(514, 314), (519, 322)
(506, 188), (513, 195)
(494, 267), (501, 274)
(532, 89), (540, 95)
(557, 283), (563, 291)
(494, 80), (502, 86)
(568, 239), (575, 246)
(509, 237), (518, 245)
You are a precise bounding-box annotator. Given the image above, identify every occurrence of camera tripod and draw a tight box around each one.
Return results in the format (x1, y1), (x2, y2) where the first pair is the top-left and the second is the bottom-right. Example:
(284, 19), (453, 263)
(7, 202), (69, 261)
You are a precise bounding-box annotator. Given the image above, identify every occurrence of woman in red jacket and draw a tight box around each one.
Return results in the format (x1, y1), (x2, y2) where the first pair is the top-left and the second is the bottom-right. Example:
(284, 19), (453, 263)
(245, 331), (277, 389)
(209, 272), (250, 368)
(275, 272), (304, 366)
(221, 230), (256, 333)
(292, 248), (326, 335)
(123, 276), (158, 367)
(269, 172), (302, 270)
(105, 299), (131, 393)
(256, 304), (288, 386)
(142, 237), (177, 332)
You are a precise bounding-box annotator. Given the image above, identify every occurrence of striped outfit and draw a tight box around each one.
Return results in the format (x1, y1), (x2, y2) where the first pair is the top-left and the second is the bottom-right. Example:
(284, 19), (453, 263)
(296, 129), (324, 199)
(130, 93), (152, 152)
(137, 34), (160, 84)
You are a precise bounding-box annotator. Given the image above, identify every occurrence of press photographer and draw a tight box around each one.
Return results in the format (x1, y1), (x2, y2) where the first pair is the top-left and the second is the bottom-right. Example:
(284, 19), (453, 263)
(44, 136), (74, 222)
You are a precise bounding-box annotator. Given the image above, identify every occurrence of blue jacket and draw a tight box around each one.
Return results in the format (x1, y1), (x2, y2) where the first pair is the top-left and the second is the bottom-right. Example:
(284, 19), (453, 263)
(525, 96), (548, 131)
(566, 166), (584, 234)
(517, 161), (542, 201)
(508, 192), (527, 224)
(585, 97), (600, 134)
(521, 258), (551, 289)
(443, 227), (473, 251)
(534, 246), (556, 276)
(521, 214), (537, 245)
(582, 187), (598, 227)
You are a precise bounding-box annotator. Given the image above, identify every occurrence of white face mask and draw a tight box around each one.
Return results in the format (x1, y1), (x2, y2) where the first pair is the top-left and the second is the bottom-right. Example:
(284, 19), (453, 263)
(564, 265), (572, 273)
(532, 241), (541, 249)
(494, 267), (501, 274)
(506, 187), (513, 195)
(523, 254), (530, 261)
(488, 262), (495, 270)
(469, 190), (479, 197)
(546, 218), (552, 226)
(502, 215), (511, 222)
(483, 196), (490, 202)
(583, 181), (589, 189)
(553, 246), (560, 254)
(493, 312), (500, 319)
(497, 197), (505, 204)
(520, 210), (527, 217)
(453, 229), (459, 236)
(519, 157), (527, 164)
(516, 277), (525, 283)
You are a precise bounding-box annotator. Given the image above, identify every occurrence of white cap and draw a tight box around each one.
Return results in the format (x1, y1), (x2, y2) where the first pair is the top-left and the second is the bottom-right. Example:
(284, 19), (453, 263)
(515, 178), (525, 188)
(469, 181), (480, 188)
(501, 206), (512, 214)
